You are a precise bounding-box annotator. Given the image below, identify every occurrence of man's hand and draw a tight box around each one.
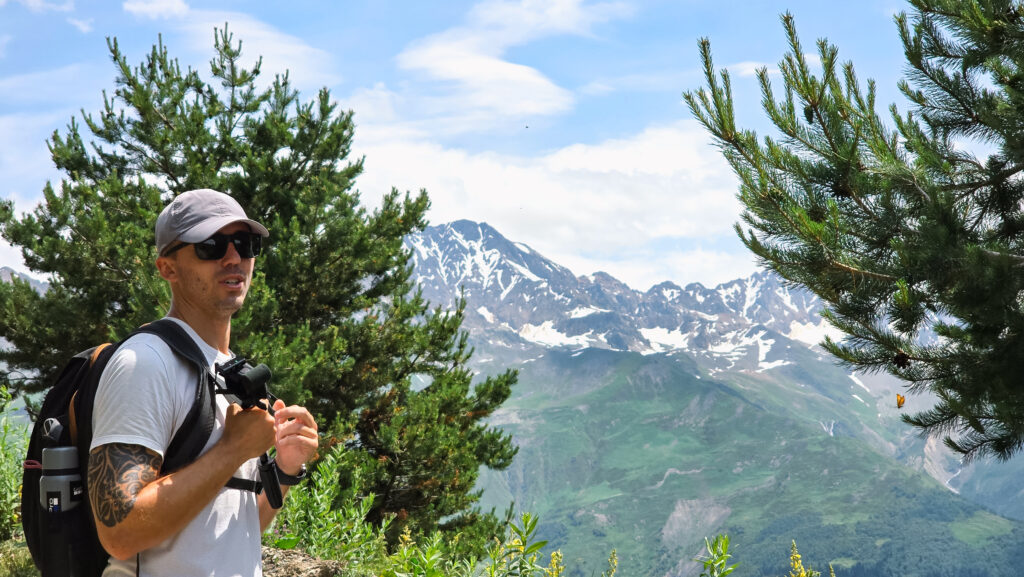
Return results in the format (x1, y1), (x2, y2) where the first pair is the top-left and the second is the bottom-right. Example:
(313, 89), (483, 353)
(270, 399), (318, 475)
(221, 402), (277, 461)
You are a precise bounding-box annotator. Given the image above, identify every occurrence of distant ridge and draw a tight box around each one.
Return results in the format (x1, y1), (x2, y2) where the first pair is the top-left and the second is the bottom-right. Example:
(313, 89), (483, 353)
(0, 267), (48, 294)
(407, 220), (1024, 577)
(407, 219), (841, 371)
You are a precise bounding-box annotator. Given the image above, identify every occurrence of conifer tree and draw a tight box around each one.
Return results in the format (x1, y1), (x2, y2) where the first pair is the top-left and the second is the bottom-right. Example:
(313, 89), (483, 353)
(685, 0), (1024, 462)
(0, 29), (517, 548)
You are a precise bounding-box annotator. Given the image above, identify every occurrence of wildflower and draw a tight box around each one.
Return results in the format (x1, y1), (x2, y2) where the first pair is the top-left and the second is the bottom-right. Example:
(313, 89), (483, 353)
(545, 550), (565, 577)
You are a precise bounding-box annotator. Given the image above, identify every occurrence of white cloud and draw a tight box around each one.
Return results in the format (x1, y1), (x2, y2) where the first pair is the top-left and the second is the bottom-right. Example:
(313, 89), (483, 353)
(0, 240), (31, 277)
(0, 63), (104, 106)
(579, 71), (686, 96)
(0, 113), (72, 278)
(169, 10), (339, 95)
(727, 53), (821, 78)
(394, 0), (632, 128)
(118, 4), (338, 94)
(727, 61), (776, 78)
(354, 119), (750, 289)
(0, 113), (66, 211)
(468, 0), (630, 40)
(343, 83), (403, 125)
(564, 246), (758, 291)
(123, 0), (188, 19)
(398, 39), (574, 118)
(67, 16), (92, 33)
(579, 81), (613, 96)
(10, 0), (73, 12)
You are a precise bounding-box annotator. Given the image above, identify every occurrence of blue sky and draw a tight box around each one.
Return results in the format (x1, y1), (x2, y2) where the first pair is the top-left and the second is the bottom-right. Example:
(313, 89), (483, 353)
(0, 0), (908, 290)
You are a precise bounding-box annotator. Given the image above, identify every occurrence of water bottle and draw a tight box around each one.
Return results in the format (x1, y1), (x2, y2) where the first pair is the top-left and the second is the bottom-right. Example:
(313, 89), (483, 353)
(39, 446), (82, 513)
(38, 419), (83, 576)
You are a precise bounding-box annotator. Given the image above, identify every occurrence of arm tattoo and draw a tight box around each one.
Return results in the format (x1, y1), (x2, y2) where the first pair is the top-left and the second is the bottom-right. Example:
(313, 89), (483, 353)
(88, 444), (163, 528)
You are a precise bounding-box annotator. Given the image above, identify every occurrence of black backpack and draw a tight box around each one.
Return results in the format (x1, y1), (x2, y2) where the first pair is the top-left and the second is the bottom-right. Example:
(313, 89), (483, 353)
(21, 319), (216, 577)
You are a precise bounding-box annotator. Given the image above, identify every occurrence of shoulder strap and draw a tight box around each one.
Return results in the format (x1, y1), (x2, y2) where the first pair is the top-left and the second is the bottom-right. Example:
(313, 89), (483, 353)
(132, 319), (216, 474)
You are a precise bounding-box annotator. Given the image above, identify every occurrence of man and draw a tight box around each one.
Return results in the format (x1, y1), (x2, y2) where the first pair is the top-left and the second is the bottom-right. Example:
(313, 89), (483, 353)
(87, 188), (319, 576)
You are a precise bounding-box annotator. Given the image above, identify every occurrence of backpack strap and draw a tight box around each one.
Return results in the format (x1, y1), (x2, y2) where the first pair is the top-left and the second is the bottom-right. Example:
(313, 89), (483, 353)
(132, 319), (216, 475)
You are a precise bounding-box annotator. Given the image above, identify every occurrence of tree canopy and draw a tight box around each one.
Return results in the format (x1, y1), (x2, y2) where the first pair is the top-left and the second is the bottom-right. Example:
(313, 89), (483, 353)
(0, 28), (517, 549)
(686, 0), (1024, 462)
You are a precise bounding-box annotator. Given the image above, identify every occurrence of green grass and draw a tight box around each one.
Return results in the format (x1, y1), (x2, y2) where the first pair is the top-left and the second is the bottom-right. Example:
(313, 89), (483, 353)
(0, 539), (38, 577)
(950, 511), (1014, 545)
(829, 557), (858, 569)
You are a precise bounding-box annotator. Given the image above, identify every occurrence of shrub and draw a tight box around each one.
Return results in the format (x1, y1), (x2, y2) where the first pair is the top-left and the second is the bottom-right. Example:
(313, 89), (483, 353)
(265, 441), (389, 572)
(694, 534), (738, 577)
(0, 386), (28, 543)
(0, 538), (37, 577)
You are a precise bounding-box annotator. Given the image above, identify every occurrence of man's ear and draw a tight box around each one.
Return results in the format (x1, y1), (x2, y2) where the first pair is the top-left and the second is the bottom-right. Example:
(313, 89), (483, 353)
(155, 255), (178, 282)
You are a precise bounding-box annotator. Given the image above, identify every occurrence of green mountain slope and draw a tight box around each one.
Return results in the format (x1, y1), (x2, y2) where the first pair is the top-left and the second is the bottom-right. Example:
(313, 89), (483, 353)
(478, 348), (1024, 577)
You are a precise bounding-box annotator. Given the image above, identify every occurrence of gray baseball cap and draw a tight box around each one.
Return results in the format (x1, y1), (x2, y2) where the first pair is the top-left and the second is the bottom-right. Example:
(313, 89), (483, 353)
(155, 189), (269, 255)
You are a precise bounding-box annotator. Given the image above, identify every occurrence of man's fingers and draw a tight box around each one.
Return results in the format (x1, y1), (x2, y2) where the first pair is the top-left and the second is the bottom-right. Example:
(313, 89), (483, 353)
(274, 405), (318, 430)
(275, 419), (317, 439)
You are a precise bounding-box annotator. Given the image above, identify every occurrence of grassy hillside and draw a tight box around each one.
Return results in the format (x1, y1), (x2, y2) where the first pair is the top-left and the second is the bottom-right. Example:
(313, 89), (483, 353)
(478, 348), (1024, 577)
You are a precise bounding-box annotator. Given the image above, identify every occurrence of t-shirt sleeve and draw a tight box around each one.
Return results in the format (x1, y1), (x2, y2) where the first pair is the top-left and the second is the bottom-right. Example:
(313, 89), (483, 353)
(90, 339), (189, 457)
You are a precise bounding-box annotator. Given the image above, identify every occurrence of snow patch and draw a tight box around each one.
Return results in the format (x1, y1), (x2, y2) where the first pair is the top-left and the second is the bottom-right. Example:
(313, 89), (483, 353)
(756, 332), (774, 363)
(519, 321), (591, 348)
(743, 276), (762, 317)
(507, 260), (542, 283)
(569, 306), (609, 319)
(788, 319), (845, 347)
(757, 359), (792, 372)
(849, 373), (871, 393)
(477, 306), (495, 323)
(640, 327), (692, 352)
(513, 242), (532, 254)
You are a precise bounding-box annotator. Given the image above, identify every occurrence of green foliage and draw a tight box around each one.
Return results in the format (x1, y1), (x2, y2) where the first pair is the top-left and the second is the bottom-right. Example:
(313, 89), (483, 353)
(383, 531), (475, 577)
(0, 387), (35, 577)
(0, 27), (516, 547)
(685, 0), (1024, 462)
(0, 538), (37, 577)
(268, 493), (608, 577)
(0, 387), (27, 543)
(265, 442), (389, 566)
(694, 534), (738, 577)
(482, 512), (548, 577)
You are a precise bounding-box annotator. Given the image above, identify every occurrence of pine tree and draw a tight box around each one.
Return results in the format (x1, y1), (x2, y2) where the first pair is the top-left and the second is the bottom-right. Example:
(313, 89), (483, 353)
(685, 0), (1024, 462)
(0, 28), (517, 549)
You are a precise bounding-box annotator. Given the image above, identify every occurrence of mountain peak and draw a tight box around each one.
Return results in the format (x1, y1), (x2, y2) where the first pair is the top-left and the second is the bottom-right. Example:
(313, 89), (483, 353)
(0, 267), (49, 294)
(408, 220), (839, 365)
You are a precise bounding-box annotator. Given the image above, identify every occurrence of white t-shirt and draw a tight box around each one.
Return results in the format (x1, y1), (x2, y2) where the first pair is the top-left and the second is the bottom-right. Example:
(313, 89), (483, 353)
(90, 317), (262, 577)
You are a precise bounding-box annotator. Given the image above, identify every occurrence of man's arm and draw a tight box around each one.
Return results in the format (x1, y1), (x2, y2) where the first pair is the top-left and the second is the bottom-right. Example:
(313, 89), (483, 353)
(88, 444), (162, 531)
(88, 404), (276, 560)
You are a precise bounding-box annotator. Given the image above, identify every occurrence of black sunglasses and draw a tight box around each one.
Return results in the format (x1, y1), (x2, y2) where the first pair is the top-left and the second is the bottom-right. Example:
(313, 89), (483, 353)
(162, 231), (263, 260)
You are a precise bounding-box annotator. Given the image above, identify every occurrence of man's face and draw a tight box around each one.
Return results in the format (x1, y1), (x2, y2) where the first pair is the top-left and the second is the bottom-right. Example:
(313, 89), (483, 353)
(159, 222), (257, 318)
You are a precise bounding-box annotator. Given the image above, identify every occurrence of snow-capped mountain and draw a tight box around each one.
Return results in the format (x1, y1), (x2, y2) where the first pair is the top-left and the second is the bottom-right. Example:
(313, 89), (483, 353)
(408, 220), (843, 371)
(0, 267), (48, 294)
(408, 220), (1024, 576)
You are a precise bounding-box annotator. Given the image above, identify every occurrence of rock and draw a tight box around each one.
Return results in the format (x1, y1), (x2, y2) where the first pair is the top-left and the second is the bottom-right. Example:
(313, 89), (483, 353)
(261, 546), (346, 577)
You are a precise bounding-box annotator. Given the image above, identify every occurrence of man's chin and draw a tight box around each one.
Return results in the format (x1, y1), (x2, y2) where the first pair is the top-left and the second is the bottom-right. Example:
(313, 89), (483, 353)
(217, 296), (246, 315)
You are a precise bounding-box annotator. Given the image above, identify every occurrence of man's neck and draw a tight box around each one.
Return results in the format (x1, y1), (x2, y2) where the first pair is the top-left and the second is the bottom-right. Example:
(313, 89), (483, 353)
(166, 305), (232, 354)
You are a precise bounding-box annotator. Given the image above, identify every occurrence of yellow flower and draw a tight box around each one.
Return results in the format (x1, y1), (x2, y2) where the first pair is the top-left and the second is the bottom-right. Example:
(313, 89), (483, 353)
(545, 550), (565, 577)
